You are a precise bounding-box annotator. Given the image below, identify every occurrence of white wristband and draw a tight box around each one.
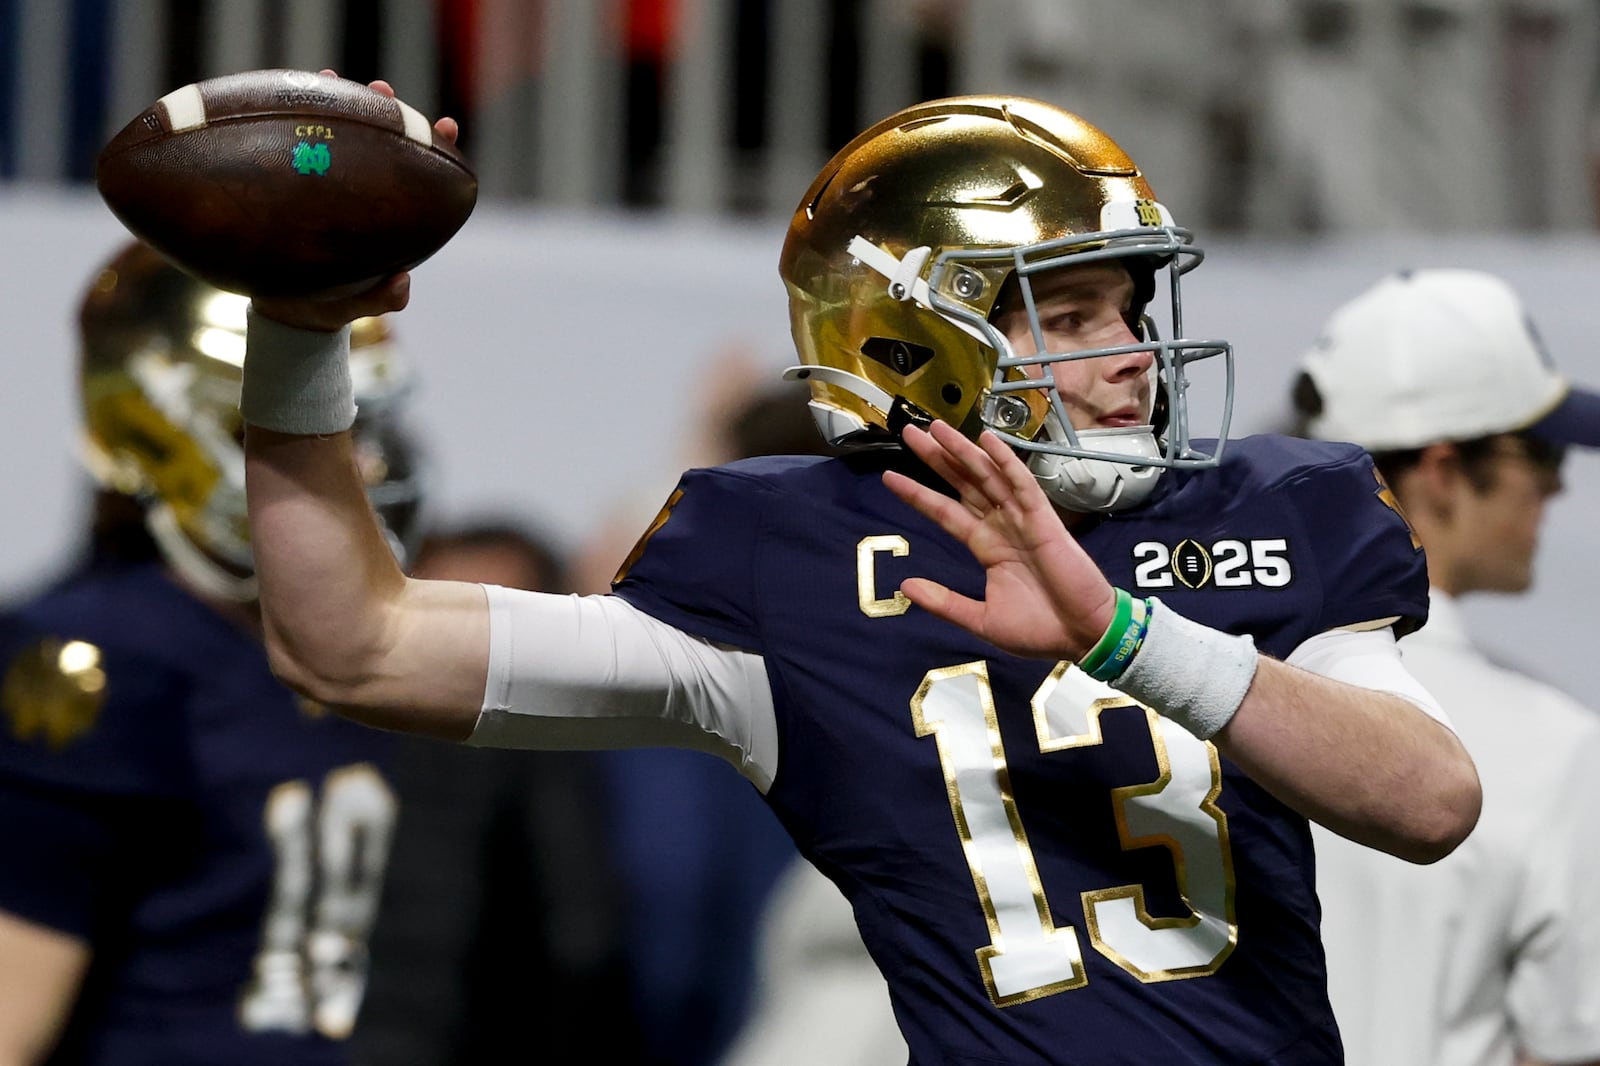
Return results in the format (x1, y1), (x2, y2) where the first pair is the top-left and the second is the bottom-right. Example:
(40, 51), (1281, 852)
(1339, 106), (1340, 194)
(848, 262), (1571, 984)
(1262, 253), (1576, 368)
(1109, 598), (1258, 740)
(241, 311), (356, 435)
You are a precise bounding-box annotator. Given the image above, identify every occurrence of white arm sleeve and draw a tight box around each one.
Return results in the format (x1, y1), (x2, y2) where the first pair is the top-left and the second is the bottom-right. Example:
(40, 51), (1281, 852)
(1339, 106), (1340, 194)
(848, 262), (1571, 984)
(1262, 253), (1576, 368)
(1284, 625), (1454, 732)
(468, 585), (781, 791)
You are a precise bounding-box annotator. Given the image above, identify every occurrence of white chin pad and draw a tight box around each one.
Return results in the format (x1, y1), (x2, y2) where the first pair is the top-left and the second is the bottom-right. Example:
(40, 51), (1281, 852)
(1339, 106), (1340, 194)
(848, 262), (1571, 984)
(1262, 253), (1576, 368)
(1028, 425), (1164, 513)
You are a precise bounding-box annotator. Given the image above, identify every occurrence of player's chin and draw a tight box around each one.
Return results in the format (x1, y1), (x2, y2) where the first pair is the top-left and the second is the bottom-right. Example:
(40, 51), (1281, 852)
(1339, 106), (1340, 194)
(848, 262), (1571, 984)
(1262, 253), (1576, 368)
(1486, 561), (1535, 594)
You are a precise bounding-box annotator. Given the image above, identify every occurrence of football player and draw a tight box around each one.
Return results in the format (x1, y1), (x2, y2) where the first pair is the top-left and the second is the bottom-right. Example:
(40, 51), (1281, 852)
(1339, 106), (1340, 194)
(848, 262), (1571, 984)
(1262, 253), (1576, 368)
(239, 94), (1481, 1062)
(0, 241), (420, 1065)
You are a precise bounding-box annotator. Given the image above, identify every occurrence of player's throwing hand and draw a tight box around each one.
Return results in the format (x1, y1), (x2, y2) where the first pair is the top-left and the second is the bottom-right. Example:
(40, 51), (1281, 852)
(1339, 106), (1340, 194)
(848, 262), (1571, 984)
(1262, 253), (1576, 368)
(250, 73), (461, 333)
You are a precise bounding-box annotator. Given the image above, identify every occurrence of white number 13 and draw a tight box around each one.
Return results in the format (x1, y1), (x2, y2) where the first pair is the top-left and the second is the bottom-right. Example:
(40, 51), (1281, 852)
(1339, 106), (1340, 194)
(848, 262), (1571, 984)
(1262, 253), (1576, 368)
(911, 662), (1237, 1007)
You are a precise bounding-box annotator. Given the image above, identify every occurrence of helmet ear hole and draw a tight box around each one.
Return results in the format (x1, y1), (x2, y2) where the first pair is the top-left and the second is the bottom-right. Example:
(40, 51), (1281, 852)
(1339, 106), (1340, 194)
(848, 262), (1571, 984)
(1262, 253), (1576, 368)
(861, 336), (935, 377)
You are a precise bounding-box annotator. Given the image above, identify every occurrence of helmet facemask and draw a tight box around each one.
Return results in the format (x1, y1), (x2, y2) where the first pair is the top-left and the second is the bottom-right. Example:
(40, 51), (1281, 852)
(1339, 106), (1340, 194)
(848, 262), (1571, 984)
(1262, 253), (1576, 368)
(940, 217), (1233, 511)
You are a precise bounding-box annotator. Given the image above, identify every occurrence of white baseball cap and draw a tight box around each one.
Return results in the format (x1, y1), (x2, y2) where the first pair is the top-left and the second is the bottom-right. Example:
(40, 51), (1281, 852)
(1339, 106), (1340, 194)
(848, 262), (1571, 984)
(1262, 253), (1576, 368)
(1298, 268), (1600, 450)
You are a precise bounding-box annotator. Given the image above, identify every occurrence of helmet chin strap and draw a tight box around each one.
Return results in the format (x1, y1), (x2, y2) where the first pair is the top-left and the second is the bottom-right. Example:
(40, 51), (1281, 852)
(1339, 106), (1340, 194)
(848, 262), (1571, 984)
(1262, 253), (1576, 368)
(1027, 424), (1164, 513)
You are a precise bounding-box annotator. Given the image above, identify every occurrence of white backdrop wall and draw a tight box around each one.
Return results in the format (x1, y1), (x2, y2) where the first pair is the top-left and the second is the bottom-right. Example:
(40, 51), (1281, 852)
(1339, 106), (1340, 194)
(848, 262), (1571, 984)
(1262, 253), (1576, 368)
(3, 189), (1598, 705)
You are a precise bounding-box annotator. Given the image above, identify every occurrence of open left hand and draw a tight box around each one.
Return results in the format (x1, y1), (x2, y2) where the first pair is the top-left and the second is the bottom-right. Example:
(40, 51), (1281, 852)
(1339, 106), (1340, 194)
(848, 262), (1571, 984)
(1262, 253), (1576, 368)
(250, 73), (460, 333)
(882, 421), (1118, 661)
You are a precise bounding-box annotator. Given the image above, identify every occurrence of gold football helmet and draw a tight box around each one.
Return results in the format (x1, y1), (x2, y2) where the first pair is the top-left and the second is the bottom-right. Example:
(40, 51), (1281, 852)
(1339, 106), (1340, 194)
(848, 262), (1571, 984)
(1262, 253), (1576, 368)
(78, 240), (424, 600)
(779, 95), (1233, 511)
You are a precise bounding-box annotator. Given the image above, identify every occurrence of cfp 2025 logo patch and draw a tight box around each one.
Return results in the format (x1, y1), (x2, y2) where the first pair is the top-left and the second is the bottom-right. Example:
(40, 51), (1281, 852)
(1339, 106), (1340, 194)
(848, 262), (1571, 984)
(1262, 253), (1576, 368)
(1132, 538), (1293, 590)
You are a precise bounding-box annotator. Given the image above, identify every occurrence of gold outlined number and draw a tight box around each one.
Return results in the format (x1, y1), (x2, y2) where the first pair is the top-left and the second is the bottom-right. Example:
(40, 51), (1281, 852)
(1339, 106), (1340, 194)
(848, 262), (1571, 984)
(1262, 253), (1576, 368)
(911, 662), (1237, 1007)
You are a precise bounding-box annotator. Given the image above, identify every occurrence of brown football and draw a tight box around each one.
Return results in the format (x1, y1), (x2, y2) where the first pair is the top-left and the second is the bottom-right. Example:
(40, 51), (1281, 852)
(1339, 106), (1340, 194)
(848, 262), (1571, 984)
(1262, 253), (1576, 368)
(96, 69), (477, 299)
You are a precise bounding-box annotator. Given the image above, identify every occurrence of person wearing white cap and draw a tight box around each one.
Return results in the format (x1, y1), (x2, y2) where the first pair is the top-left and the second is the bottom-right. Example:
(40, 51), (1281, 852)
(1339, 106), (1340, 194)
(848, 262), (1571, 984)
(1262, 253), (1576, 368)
(1294, 267), (1600, 1066)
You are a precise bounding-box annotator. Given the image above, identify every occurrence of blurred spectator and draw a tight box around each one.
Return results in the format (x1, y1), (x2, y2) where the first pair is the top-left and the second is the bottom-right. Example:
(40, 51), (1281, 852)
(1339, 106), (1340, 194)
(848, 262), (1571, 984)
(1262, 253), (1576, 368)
(935, 0), (1257, 228)
(1293, 268), (1600, 1065)
(353, 518), (645, 1066)
(569, 343), (783, 596)
(574, 363), (837, 1066)
(1245, 0), (1600, 230)
(12, 0), (1600, 229)
(0, 240), (417, 1064)
(720, 856), (905, 1066)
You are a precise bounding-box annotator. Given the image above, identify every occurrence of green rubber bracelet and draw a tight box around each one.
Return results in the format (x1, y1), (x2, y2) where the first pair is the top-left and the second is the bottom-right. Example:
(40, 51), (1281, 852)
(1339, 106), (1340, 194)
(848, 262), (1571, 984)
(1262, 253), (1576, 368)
(1078, 587), (1133, 677)
(1091, 596), (1152, 683)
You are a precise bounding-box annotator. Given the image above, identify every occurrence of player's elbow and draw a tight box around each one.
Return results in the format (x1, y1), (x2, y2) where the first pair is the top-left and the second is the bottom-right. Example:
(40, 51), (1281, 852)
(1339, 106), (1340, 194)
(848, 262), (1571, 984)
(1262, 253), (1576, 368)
(1396, 747), (1482, 864)
(259, 614), (389, 708)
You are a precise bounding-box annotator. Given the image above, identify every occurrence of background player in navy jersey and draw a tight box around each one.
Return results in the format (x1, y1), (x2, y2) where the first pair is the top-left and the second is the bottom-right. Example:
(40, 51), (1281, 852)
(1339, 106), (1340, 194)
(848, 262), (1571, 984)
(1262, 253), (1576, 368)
(236, 92), (1480, 1063)
(0, 241), (422, 1065)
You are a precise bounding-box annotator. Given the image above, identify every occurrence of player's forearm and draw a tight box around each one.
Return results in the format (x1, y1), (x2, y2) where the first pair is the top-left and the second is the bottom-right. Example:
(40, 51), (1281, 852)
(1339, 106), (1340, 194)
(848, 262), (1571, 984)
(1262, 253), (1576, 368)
(246, 427), (405, 685)
(245, 427), (485, 738)
(1213, 657), (1480, 864)
(0, 911), (89, 1066)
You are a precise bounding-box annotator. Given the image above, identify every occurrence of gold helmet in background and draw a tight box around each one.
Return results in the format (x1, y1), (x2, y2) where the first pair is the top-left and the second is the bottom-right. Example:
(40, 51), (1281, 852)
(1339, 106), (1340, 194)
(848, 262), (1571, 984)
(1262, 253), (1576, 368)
(779, 95), (1233, 511)
(78, 240), (425, 600)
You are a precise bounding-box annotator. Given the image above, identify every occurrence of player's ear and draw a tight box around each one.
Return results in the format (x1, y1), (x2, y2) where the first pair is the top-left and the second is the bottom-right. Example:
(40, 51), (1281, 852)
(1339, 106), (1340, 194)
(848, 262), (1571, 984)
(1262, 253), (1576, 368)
(1408, 442), (1464, 513)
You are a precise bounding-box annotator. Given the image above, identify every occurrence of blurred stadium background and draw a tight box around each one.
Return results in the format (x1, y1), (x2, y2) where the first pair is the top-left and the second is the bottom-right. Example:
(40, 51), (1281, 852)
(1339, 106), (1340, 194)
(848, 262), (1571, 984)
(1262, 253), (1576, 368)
(3, 0), (1600, 698)
(5, 0), (1596, 228)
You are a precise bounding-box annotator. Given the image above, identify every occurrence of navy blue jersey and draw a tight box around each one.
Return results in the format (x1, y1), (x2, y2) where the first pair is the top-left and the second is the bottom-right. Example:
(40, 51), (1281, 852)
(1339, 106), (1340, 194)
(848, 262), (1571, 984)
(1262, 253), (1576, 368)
(0, 564), (396, 1065)
(613, 435), (1427, 1066)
